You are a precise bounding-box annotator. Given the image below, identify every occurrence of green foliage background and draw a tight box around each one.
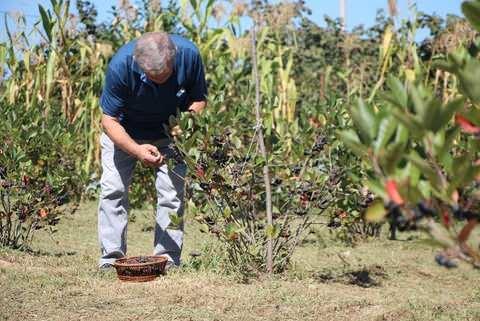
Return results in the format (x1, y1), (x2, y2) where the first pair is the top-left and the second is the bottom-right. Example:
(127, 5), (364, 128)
(0, 0), (477, 270)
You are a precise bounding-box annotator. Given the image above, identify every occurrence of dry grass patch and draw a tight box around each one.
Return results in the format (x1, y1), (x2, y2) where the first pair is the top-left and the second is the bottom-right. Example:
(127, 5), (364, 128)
(1, 201), (480, 321)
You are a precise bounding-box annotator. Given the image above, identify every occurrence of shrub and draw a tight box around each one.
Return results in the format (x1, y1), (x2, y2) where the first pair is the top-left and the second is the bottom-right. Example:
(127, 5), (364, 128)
(0, 103), (84, 249)
(338, 0), (480, 267)
(167, 110), (341, 276)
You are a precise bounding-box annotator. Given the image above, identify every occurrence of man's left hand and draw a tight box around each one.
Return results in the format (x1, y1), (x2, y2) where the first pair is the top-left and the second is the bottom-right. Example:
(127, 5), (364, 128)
(188, 100), (206, 114)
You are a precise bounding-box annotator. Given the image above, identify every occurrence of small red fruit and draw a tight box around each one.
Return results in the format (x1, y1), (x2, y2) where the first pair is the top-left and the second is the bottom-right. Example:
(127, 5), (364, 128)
(195, 165), (205, 178)
(385, 180), (404, 205)
(22, 175), (30, 186)
(338, 211), (348, 219)
(455, 114), (480, 134)
(441, 210), (451, 228)
(39, 208), (48, 218)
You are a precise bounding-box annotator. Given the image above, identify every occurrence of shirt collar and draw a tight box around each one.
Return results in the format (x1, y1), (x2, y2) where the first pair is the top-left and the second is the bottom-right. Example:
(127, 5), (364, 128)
(131, 58), (149, 84)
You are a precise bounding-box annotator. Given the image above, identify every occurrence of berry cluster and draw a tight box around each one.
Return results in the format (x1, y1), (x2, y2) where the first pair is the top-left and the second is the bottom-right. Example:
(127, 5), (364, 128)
(168, 143), (184, 164)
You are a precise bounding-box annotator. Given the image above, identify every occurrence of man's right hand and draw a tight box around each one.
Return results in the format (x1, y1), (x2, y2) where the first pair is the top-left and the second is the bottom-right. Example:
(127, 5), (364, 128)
(101, 115), (164, 167)
(135, 144), (164, 167)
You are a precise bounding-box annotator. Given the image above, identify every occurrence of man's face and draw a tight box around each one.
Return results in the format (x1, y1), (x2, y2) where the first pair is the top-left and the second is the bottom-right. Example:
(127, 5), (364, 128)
(146, 67), (173, 85)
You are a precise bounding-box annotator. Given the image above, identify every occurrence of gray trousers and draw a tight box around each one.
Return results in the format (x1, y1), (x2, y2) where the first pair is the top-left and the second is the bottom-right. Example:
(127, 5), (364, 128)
(98, 133), (186, 267)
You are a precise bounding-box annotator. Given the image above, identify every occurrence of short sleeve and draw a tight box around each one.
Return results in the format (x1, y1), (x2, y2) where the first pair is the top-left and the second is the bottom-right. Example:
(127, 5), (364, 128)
(187, 52), (208, 102)
(100, 66), (129, 117)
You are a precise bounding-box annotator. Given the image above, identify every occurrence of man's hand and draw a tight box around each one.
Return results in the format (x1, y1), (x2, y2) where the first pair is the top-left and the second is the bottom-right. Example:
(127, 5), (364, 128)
(135, 144), (164, 167)
(102, 115), (164, 167)
(188, 100), (206, 114)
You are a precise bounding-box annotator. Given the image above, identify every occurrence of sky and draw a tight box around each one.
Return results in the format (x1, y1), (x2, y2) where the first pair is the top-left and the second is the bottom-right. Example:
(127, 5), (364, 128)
(0, 0), (464, 42)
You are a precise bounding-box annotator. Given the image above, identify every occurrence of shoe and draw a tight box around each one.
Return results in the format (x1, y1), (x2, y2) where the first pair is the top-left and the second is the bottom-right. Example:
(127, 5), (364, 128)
(161, 258), (180, 274)
(99, 262), (114, 270)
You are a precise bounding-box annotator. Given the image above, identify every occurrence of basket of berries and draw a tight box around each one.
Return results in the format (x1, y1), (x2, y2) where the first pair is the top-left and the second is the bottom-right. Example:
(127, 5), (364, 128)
(113, 255), (168, 282)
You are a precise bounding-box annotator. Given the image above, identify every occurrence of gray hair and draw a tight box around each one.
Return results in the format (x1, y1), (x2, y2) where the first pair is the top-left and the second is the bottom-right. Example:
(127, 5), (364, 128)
(134, 32), (176, 75)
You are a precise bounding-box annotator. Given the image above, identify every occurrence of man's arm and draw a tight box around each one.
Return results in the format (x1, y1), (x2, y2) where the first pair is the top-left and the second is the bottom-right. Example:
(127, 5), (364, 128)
(185, 48), (207, 114)
(102, 114), (163, 167)
(100, 62), (164, 167)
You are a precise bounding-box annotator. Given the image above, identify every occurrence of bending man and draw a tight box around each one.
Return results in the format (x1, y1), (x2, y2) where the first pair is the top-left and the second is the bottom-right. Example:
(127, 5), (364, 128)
(98, 32), (207, 269)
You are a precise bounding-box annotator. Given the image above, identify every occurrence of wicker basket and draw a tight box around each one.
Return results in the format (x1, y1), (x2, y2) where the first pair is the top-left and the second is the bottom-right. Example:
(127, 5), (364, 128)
(113, 255), (168, 282)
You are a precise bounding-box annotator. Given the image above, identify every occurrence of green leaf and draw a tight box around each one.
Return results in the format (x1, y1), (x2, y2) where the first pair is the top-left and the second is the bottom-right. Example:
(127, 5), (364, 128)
(265, 224), (280, 239)
(350, 99), (377, 144)
(409, 86), (427, 120)
(168, 212), (183, 230)
(38, 5), (52, 42)
(397, 163), (420, 185)
(449, 155), (479, 193)
(422, 97), (443, 132)
(385, 76), (408, 108)
(394, 123), (409, 146)
(380, 142), (405, 175)
(433, 60), (456, 73)
(168, 115), (178, 127)
(223, 207), (231, 219)
(190, 0), (198, 10)
(364, 200), (387, 223)
(417, 180), (432, 199)
(462, 0), (480, 33)
(437, 98), (464, 131)
(366, 179), (388, 200)
(402, 184), (423, 204)
(462, 107), (480, 126)
(437, 127), (460, 162)
(406, 152), (442, 188)
(336, 130), (369, 158)
(448, 49), (480, 103)
(373, 115), (397, 154)
(390, 108), (424, 138)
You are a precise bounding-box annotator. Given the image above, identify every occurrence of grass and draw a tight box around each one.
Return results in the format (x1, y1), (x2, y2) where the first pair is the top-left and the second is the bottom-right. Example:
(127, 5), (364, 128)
(1, 201), (480, 321)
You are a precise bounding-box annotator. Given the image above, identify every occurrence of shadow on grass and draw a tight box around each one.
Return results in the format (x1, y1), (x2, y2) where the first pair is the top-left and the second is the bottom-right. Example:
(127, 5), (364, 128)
(314, 264), (387, 288)
(24, 248), (77, 257)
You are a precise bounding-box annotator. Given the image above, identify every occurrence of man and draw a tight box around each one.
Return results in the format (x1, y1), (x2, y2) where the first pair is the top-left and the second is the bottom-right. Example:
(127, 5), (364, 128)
(98, 32), (207, 269)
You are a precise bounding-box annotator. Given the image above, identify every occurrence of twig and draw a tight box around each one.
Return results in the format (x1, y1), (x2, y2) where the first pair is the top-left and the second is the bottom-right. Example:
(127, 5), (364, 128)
(251, 22), (273, 274)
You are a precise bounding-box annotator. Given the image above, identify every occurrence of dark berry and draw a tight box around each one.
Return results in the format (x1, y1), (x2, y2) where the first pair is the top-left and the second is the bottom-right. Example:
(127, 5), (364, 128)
(418, 202), (435, 217)
(291, 165), (301, 176)
(271, 178), (282, 186)
(294, 208), (308, 216)
(200, 183), (211, 193)
(312, 135), (327, 152)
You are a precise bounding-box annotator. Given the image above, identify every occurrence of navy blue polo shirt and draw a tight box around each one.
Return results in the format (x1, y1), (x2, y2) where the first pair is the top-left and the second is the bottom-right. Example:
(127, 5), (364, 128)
(100, 35), (207, 140)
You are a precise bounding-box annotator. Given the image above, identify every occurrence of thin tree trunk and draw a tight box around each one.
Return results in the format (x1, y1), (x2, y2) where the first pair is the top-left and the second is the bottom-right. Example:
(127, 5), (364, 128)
(251, 23), (273, 274)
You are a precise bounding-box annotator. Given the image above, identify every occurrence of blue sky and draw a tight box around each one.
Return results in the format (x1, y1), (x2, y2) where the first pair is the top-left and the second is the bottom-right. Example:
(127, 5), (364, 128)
(309, 0), (462, 28)
(0, 0), (464, 41)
